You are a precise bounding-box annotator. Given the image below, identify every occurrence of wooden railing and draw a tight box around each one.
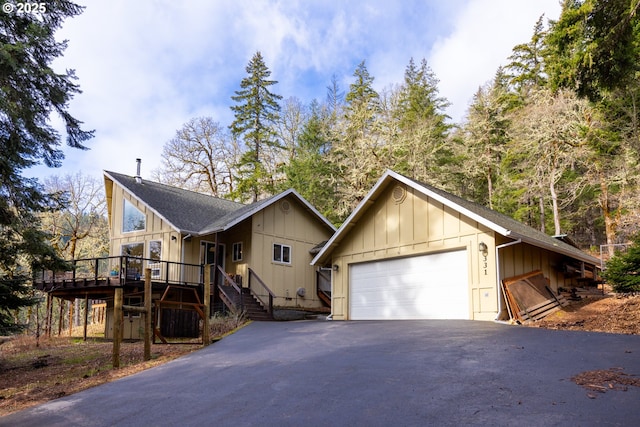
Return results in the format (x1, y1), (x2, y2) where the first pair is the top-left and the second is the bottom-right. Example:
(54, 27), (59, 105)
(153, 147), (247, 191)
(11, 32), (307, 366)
(248, 268), (275, 316)
(217, 266), (243, 311)
(34, 256), (204, 290)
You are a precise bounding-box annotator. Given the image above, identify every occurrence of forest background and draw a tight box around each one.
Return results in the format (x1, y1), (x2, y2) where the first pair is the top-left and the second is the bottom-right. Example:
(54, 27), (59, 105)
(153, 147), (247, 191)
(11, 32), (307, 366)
(3, 0), (640, 332)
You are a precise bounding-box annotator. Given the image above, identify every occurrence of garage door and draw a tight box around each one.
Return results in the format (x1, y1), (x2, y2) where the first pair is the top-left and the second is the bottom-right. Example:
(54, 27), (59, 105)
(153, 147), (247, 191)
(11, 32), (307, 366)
(349, 250), (469, 320)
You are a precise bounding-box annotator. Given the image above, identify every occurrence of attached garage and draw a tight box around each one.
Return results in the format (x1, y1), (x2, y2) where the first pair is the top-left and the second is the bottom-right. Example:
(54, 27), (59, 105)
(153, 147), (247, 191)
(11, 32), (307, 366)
(349, 251), (469, 320)
(311, 170), (601, 322)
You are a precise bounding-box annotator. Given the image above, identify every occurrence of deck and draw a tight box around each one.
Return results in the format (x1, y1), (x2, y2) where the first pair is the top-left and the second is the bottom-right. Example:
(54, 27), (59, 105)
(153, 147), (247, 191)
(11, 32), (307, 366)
(33, 256), (205, 300)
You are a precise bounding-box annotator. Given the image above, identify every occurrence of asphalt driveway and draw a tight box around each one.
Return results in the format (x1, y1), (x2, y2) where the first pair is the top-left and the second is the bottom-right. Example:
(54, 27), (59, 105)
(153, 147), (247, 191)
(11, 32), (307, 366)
(2, 320), (640, 426)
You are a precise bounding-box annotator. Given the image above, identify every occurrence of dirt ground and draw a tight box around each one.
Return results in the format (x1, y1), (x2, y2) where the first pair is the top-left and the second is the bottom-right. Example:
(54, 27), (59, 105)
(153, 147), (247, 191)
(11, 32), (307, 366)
(1, 295), (639, 416)
(531, 293), (640, 335)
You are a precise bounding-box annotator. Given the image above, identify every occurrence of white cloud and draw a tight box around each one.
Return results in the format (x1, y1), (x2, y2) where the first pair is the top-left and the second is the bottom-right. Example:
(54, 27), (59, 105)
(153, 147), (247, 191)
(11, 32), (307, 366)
(27, 0), (561, 182)
(429, 0), (562, 122)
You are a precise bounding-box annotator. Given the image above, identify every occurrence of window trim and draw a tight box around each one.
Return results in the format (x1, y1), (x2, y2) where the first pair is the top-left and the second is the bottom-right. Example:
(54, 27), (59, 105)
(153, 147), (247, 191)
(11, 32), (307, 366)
(272, 243), (292, 265)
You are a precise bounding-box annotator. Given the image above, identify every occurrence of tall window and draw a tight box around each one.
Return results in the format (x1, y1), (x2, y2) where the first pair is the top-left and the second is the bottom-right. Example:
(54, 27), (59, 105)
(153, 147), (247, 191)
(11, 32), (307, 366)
(121, 242), (144, 279)
(149, 240), (162, 261)
(148, 240), (162, 278)
(232, 242), (243, 262)
(273, 243), (291, 264)
(123, 199), (145, 232)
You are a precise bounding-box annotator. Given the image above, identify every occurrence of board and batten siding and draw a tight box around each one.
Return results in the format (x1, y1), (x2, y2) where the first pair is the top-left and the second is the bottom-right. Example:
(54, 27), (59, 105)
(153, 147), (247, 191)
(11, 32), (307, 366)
(496, 235), (566, 293)
(331, 184), (499, 321)
(249, 196), (333, 309)
(108, 182), (181, 263)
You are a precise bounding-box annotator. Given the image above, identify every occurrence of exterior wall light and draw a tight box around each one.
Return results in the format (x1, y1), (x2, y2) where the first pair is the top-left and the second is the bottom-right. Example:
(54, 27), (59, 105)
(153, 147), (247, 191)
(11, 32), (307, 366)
(479, 242), (488, 256)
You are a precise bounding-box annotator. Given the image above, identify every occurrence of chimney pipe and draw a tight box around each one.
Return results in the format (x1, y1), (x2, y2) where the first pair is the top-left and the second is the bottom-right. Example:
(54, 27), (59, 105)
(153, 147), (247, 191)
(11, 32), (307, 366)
(135, 158), (142, 183)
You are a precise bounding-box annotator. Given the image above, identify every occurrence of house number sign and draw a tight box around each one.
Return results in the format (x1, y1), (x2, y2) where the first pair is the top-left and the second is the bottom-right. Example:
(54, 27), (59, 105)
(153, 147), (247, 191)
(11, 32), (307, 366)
(482, 254), (488, 275)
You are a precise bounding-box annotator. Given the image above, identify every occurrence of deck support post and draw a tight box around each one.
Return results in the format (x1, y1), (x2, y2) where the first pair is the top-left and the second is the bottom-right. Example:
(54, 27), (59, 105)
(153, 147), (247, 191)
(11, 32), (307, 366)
(113, 288), (123, 368)
(203, 265), (211, 346)
(144, 268), (152, 361)
(83, 294), (89, 341)
(45, 293), (52, 337)
(57, 298), (64, 336)
(68, 298), (74, 337)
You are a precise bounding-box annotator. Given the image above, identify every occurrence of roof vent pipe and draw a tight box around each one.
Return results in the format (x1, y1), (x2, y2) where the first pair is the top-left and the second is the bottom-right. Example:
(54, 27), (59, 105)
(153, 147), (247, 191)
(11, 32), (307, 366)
(135, 158), (142, 184)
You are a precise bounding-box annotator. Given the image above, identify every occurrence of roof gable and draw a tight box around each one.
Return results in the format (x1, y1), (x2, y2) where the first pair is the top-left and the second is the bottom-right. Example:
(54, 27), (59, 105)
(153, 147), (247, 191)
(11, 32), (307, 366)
(104, 171), (245, 234)
(199, 188), (336, 234)
(311, 170), (600, 266)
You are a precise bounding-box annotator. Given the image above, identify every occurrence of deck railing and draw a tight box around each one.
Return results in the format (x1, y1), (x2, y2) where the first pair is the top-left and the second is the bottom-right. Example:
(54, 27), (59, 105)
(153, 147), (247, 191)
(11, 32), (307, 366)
(34, 256), (204, 289)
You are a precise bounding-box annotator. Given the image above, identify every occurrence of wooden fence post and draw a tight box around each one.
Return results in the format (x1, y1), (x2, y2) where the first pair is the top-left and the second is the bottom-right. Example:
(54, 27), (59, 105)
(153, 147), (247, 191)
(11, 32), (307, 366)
(113, 288), (123, 369)
(144, 268), (152, 361)
(202, 265), (211, 346)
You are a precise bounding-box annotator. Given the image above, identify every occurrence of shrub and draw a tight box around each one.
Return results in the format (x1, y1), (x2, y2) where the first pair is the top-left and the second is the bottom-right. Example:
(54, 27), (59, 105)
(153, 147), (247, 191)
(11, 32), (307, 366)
(603, 235), (640, 293)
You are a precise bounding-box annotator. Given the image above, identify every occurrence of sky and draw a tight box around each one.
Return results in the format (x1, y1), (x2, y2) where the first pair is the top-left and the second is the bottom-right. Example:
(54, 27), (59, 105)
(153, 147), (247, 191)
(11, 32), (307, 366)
(27, 0), (562, 182)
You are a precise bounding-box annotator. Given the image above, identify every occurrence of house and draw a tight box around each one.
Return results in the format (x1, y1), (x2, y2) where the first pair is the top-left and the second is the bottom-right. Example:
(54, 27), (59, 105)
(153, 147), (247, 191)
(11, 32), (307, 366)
(311, 170), (600, 321)
(101, 168), (337, 338)
(34, 166), (336, 340)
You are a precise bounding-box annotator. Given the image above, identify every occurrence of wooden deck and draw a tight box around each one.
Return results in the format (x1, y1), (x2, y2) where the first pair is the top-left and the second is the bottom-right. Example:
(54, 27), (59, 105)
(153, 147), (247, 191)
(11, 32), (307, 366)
(33, 256), (205, 300)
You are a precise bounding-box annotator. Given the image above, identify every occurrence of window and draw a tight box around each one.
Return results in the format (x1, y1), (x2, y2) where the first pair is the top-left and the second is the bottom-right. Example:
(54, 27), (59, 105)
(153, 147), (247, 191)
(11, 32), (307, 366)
(273, 243), (291, 264)
(123, 199), (145, 232)
(232, 242), (243, 262)
(121, 243), (143, 279)
(148, 241), (162, 278)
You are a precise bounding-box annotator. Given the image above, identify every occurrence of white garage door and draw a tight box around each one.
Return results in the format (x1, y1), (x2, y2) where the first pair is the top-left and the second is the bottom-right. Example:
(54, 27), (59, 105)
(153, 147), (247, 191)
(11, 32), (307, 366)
(349, 250), (469, 320)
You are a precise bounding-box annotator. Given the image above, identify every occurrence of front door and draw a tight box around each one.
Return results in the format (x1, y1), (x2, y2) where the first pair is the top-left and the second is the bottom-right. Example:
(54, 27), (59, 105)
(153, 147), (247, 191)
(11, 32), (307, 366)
(200, 241), (225, 285)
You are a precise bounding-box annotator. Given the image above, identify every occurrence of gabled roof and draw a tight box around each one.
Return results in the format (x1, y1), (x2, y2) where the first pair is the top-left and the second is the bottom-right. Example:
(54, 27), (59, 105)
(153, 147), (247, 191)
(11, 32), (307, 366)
(311, 170), (600, 266)
(200, 188), (336, 234)
(104, 171), (335, 236)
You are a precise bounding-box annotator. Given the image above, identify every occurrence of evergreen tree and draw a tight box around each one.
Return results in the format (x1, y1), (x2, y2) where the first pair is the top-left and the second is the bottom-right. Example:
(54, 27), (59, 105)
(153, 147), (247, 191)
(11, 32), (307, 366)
(391, 58), (452, 184)
(0, 2), (93, 334)
(603, 234), (640, 292)
(229, 51), (282, 202)
(545, 0), (640, 101)
(461, 70), (511, 209)
(280, 101), (339, 224)
(505, 15), (548, 94)
(330, 61), (383, 219)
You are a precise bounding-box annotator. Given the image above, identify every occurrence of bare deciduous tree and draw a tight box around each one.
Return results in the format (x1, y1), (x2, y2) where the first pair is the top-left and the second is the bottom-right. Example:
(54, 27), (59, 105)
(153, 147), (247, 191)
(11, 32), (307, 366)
(42, 172), (108, 260)
(152, 117), (240, 197)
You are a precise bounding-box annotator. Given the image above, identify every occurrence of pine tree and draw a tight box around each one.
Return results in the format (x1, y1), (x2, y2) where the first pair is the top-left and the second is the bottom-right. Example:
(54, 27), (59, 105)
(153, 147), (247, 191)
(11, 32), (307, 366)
(229, 51), (282, 202)
(391, 58), (452, 184)
(603, 234), (640, 292)
(0, 2), (93, 334)
(281, 101), (339, 224)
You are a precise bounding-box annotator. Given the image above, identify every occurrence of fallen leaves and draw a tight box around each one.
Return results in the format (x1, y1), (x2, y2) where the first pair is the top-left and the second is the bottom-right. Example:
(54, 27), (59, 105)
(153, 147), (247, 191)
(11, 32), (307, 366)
(572, 367), (640, 398)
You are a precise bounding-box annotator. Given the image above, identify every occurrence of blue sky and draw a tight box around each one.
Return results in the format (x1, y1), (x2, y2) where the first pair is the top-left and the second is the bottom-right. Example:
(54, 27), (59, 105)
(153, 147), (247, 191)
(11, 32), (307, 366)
(28, 0), (561, 182)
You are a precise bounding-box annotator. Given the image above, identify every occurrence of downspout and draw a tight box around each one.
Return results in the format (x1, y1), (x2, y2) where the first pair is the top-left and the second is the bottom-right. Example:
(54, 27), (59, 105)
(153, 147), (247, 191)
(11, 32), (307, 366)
(180, 233), (192, 282)
(494, 239), (522, 321)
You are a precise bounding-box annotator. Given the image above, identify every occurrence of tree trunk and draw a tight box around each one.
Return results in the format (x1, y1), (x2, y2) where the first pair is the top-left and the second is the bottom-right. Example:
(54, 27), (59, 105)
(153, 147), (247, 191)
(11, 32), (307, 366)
(539, 197), (545, 234)
(550, 179), (561, 236)
(599, 170), (617, 257)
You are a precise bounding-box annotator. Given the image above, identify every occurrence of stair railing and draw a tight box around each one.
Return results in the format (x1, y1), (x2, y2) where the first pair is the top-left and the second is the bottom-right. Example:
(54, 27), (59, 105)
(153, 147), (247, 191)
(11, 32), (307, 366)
(248, 268), (275, 316)
(217, 266), (243, 312)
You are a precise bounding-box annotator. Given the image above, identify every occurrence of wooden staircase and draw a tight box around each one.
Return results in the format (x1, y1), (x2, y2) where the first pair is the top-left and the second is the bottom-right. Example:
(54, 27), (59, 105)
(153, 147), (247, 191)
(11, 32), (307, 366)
(217, 285), (272, 321)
